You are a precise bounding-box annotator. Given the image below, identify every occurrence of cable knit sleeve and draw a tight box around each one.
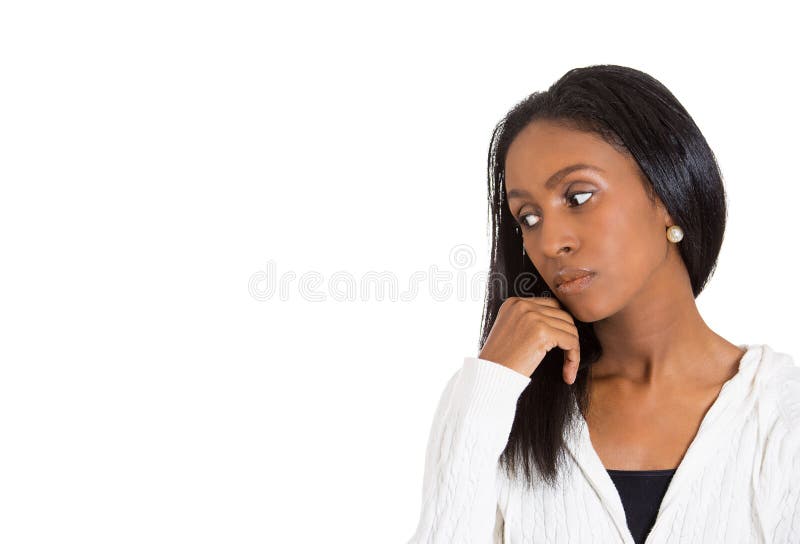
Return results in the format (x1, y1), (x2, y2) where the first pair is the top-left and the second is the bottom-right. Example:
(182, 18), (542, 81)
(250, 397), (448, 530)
(776, 363), (800, 542)
(407, 356), (532, 544)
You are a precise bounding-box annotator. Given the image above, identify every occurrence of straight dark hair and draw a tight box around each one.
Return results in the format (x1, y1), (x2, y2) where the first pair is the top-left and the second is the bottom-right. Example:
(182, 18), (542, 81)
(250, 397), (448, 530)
(480, 64), (728, 489)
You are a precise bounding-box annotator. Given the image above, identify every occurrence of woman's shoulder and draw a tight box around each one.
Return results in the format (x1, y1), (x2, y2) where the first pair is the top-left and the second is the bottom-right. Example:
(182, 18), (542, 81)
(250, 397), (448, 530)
(755, 343), (800, 433)
(750, 344), (800, 512)
(773, 351), (800, 430)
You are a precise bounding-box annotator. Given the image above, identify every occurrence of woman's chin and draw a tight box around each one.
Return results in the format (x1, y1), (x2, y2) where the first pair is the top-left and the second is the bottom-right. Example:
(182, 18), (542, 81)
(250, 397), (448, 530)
(557, 296), (605, 324)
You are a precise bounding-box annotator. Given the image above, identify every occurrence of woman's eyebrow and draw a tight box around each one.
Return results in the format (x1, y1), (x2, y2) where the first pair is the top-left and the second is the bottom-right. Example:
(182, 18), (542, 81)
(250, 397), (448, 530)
(507, 163), (604, 199)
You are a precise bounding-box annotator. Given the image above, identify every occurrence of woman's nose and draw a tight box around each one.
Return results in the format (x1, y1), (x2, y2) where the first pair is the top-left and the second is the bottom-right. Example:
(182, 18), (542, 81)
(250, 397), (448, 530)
(539, 219), (578, 258)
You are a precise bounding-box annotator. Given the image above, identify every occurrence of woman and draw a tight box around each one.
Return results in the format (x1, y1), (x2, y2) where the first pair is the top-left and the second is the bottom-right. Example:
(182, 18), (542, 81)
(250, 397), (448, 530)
(407, 65), (799, 543)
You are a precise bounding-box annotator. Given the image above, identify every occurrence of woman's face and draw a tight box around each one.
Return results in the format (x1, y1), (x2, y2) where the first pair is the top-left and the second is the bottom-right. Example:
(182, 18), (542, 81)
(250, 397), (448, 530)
(504, 119), (675, 323)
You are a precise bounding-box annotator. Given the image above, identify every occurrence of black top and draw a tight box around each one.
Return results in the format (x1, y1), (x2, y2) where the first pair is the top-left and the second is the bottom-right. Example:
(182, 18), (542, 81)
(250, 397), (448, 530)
(606, 468), (676, 544)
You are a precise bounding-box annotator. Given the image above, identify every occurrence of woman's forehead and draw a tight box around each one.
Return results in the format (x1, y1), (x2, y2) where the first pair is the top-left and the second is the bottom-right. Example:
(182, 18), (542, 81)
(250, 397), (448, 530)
(505, 122), (637, 191)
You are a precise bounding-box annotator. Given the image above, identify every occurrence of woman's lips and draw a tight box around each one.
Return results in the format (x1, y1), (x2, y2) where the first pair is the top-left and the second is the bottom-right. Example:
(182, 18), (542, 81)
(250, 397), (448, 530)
(555, 272), (596, 295)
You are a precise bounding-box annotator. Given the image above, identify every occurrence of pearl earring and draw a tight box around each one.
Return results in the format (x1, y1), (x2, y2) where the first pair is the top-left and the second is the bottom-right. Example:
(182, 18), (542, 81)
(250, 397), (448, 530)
(666, 225), (684, 243)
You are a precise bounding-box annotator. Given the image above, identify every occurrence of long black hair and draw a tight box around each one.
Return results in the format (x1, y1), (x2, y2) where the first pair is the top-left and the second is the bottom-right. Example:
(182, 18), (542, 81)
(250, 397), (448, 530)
(480, 64), (728, 489)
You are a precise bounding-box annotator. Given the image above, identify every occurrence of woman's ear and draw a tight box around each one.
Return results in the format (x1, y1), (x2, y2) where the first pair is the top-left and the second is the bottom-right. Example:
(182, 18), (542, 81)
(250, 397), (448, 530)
(653, 195), (673, 225)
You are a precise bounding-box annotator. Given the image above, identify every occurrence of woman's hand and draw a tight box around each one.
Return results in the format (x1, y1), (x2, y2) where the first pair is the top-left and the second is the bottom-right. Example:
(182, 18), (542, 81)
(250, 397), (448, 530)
(478, 296), (581, 384)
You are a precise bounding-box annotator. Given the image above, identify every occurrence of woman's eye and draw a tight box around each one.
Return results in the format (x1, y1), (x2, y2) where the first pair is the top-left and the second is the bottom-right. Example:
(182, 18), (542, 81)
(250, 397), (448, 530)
(519, 213), (540, 228)
(517, 191), (594, 230)
(567, 191), (593, 206)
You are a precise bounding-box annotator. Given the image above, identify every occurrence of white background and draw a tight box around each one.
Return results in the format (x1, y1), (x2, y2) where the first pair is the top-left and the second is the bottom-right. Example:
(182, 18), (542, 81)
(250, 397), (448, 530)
(1, 1), (797, 542)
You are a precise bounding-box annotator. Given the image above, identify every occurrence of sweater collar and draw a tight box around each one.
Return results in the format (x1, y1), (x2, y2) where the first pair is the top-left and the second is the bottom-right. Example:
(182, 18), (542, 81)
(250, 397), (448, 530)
(564, 343), (768, 544)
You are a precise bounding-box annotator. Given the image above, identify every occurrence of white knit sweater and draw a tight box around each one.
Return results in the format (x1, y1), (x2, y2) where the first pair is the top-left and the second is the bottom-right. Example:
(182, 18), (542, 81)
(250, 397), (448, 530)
(406, 343), (800, 543)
